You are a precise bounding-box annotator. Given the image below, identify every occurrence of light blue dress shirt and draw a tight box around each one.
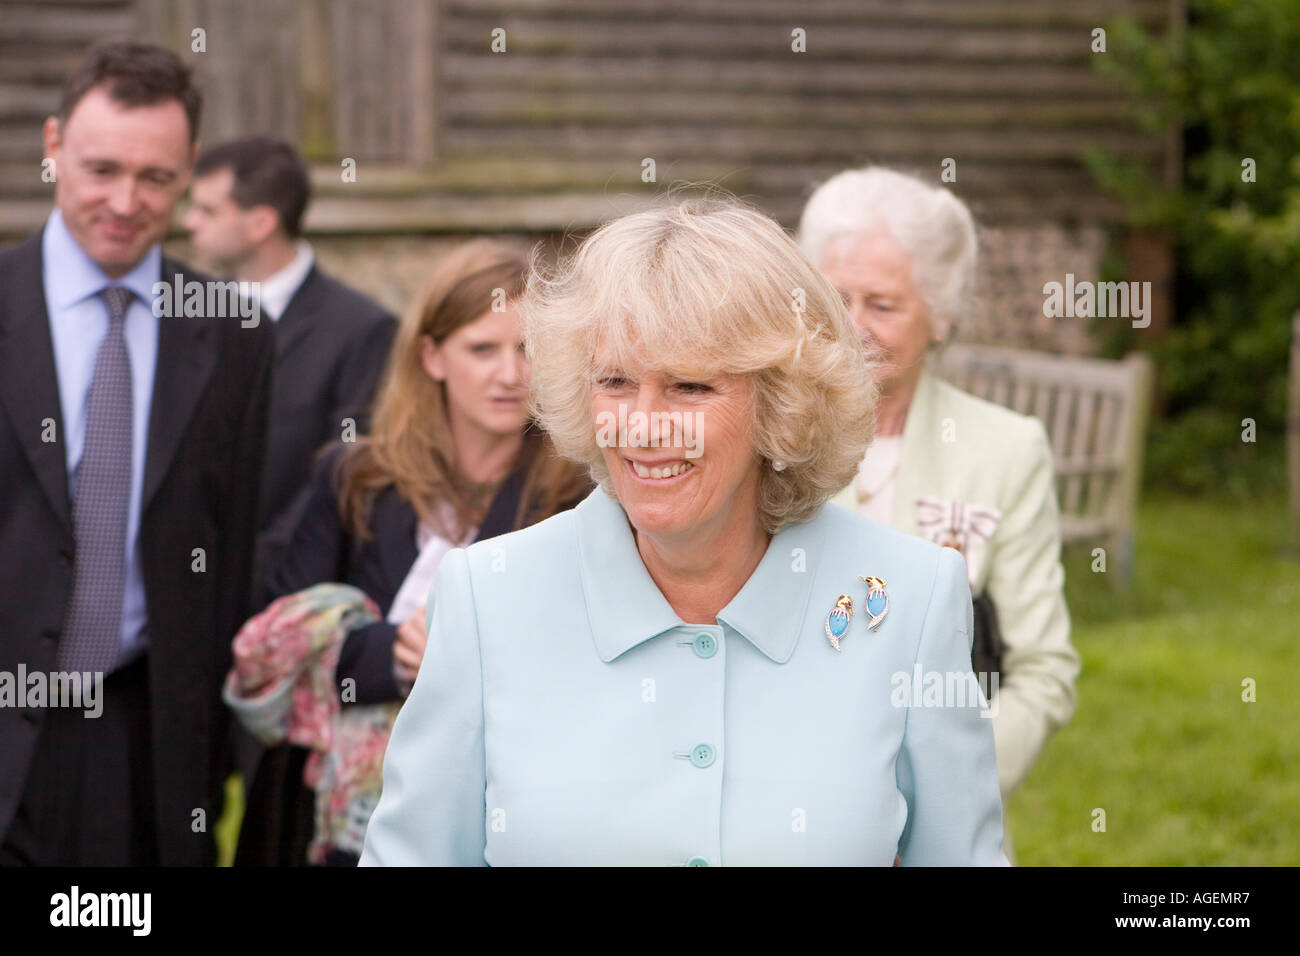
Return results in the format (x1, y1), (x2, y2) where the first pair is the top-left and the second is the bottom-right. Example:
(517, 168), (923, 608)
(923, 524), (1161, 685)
(360, 486), (1009, 866)
(42, 209), (160, 663)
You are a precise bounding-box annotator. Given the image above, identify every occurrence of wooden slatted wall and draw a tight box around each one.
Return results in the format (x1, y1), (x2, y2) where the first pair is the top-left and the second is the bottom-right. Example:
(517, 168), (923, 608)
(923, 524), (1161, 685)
(1, 0), (1176, 235)
(435, 0), (1175, 226)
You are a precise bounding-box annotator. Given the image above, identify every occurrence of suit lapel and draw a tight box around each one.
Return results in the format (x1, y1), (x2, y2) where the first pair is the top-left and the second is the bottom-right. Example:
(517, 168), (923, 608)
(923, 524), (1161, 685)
(141, 257), (217, 516)
(365, 488), (419, 594)
(272, 267), (321, 363)
(0, 233), (74, 534)
(892, 369), (942, 534)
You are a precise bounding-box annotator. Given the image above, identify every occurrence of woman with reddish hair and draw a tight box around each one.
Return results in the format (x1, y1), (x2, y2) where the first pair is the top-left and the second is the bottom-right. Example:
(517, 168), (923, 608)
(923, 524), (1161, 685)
(230, 240), (589, 866)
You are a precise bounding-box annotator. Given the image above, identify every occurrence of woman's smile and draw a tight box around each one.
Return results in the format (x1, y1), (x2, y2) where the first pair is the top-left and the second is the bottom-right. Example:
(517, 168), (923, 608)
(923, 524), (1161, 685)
(624, 456), (697, 482)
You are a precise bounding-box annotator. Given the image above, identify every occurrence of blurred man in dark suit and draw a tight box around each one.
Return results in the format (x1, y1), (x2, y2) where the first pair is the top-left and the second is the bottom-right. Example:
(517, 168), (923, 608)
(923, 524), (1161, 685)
(184, 138), (394, 864)
(0, 40), (273, 865)
(183, 137), (396, 607)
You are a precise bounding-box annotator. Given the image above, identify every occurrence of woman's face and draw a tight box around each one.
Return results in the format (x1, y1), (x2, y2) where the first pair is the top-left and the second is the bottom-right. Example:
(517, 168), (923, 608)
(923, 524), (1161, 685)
(591, 352), (761, 541)
(421, 302), (530, 440)
(819, 230), (935, 394)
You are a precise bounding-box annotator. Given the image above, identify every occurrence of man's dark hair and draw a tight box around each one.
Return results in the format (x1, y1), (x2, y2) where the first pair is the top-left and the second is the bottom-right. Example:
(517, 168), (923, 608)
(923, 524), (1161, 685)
(194, 137), (312, 240)
(59, 39), (202, 143)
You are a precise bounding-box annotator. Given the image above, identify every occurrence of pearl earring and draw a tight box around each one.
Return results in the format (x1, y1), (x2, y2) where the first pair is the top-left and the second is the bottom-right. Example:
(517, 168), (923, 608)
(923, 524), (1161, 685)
(772, 460), (787, 472)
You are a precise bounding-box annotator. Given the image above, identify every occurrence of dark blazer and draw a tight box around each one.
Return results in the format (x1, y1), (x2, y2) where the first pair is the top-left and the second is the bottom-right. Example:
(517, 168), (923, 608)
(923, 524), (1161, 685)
(235, 443), (587, 865)
(253, 266), (395, 609)
(0, 230), (274, 866)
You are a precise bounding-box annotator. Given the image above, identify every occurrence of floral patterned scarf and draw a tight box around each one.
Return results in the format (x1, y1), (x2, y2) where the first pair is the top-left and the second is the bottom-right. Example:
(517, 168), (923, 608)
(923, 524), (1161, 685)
(223, 583), (400, 863)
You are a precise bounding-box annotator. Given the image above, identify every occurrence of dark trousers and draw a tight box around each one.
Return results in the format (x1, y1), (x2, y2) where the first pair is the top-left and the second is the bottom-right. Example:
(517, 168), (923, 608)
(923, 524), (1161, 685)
(0, 654), (157, 866)
(233, 742), (315, 866)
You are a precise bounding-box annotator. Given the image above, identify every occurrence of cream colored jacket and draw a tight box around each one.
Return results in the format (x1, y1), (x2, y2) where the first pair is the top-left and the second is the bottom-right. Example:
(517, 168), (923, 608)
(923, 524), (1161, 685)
(833, 370), (1080, 800)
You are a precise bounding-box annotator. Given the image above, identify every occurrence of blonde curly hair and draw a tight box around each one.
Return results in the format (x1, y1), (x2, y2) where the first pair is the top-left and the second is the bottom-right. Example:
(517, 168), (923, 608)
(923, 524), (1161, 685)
(520, 195), (876, 534)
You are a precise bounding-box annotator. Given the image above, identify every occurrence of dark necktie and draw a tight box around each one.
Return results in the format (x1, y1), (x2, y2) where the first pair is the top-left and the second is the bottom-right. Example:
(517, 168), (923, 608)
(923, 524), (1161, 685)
(57, 286), (134, 674)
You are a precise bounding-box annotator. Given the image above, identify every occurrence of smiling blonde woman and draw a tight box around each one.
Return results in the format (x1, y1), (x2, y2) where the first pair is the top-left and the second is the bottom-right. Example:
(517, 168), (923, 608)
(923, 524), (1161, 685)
(359, 197), (1009, 866)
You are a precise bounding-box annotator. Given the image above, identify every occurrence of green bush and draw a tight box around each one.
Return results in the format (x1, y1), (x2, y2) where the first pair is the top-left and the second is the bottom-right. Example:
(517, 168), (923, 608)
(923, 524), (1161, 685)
(1086, 0), (1299, 496)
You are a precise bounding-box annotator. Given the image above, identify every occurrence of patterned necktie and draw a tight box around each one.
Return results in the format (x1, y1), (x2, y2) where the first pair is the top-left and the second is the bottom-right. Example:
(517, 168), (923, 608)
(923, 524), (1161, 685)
(57, 286), (135, 673)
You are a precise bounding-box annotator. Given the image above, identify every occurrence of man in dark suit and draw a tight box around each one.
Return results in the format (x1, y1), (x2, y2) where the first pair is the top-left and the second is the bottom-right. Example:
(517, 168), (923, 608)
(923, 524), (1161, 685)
(183, 137), (396, 607)
(0, 40), (273, 865)
(183, 138), (394, 864)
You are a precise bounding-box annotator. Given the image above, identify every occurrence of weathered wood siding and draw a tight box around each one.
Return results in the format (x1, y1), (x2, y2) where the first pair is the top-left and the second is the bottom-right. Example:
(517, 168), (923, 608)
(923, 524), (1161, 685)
(0, 0), (1179, 352)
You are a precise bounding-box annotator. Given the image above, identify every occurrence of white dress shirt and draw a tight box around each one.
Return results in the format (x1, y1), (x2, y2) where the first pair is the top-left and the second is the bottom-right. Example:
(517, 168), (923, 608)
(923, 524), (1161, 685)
(253, 241), (315, 322)
(388, 506), (475, 627)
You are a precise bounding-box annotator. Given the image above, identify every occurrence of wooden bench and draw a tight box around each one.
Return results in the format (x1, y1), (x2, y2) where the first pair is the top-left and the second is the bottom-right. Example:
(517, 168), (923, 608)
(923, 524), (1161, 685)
(936, 343), (1154, 584)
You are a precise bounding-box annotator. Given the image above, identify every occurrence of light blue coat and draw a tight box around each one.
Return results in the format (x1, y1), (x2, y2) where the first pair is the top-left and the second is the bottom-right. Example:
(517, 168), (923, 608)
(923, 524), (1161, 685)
(359, 486), (1008, 866)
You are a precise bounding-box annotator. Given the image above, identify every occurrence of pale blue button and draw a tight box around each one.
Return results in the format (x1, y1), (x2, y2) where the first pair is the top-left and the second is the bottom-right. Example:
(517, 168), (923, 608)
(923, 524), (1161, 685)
(689, 743), (716, 768)
(692, 632), (717, 658)
(686, 855), (710, 867)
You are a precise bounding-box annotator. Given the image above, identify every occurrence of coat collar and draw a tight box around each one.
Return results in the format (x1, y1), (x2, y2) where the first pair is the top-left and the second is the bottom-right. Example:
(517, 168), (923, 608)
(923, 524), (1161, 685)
(891, 367), (941, 530)
(141, 255), (215, 516)
(271, 264), (323, 363)
(0, 231), (72, 534)
(256, 240), (314, 323)
(575, 485), (828, 665)
(828, 366), (941, 526)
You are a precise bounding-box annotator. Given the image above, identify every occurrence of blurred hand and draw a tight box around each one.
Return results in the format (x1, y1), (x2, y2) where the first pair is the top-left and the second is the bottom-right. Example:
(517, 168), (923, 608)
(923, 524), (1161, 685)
(393, 604), (427, 685)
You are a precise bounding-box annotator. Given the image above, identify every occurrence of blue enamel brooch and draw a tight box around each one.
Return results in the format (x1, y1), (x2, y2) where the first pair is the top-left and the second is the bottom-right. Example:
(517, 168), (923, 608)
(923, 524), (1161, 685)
(858, 575), (889, 631)
(824, 594), (854, 650)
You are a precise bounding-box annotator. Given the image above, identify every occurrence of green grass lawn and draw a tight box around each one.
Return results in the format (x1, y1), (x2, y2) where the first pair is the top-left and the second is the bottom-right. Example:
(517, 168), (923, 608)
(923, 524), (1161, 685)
(216, 773), (243, 867)
(1007, 494), (1300, 865)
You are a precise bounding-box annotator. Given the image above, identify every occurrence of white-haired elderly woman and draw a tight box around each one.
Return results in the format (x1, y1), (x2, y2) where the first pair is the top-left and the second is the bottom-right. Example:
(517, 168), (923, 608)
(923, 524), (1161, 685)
(800, 166), (1081, 858)
(359, 197), (1008, 866)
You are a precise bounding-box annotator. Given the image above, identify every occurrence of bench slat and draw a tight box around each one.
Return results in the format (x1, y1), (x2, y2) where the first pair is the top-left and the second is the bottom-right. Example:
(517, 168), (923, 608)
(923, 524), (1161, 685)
(935, 344), (1154, 584)
(1064, 388), (1097, 514)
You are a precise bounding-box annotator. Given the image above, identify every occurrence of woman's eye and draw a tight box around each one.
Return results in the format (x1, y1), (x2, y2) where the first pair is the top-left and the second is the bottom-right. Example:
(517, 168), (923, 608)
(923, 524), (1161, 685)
(675, 382), (712, 394)
(470, 343), (495, 354)
(597, 376), (628, 389)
